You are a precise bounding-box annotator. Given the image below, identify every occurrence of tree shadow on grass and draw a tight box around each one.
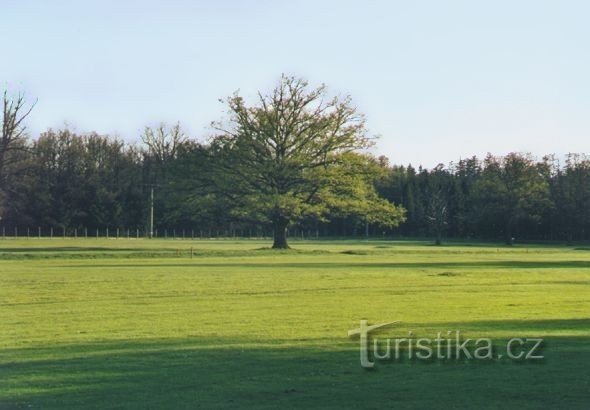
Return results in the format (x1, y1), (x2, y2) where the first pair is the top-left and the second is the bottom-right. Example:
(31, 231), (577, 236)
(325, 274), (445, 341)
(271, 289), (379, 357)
(1, 321), (589, 409)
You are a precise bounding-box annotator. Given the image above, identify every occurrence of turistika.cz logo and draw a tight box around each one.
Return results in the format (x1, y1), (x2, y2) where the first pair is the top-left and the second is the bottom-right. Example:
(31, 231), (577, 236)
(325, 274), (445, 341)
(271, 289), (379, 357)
(348, 320), (544, 369)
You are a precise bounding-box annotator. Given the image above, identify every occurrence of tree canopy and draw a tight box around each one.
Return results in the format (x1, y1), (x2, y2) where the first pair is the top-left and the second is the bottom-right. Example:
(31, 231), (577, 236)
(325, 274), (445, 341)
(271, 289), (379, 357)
(209, 76), (405, 248)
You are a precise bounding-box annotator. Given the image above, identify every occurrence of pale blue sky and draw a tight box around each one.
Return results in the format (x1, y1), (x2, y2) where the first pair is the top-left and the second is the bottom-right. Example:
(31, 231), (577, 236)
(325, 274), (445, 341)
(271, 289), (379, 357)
(2, 0), (589, 167)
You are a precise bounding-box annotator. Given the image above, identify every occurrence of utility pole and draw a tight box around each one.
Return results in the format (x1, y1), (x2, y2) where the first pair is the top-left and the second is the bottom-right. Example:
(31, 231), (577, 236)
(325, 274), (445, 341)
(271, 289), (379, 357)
(149, 186), (154, 239)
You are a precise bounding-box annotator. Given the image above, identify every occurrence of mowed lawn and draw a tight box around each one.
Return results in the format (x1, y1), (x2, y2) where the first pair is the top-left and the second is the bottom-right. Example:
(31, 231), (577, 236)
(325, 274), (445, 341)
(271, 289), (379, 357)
(0, 239), (589, 409)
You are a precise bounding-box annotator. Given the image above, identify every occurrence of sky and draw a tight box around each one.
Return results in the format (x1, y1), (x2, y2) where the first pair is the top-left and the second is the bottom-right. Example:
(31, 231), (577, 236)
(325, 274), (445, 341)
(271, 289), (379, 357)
(1, 0), (589, 168)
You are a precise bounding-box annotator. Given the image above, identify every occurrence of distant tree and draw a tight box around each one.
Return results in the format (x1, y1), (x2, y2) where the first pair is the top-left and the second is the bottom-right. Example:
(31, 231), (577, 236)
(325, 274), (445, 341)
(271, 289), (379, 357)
(211, 75), (405, 248)
(141, 123), (189, 230)
(0, 91), (35, 219)
(450, 157), (481, 238)
(554, 154), (590, 243)
(160, 141), (220, 229)
(0, 91), (34, 173)
(474, 153), (552, 244)
(16, 129), (144, 230)
(425, 165), (451, 245)
(141, 123), (186, 168)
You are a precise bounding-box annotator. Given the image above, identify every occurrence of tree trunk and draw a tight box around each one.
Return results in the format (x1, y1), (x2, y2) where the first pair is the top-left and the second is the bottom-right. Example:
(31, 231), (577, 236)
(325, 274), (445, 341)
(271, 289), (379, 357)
(272, 217), (290, 249)
(505, 218), (514, 245)
(435, 229), (442, 246)
(566, 230), (573, 246)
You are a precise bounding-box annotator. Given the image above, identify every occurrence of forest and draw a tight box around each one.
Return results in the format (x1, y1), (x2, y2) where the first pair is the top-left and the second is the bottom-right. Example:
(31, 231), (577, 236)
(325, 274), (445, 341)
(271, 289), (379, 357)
(2, 80), (589, 245)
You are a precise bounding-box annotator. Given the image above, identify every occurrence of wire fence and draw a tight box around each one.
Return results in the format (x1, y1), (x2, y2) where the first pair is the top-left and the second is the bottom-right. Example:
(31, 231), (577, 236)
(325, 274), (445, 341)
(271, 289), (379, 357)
(1, 226), (580, 243)
(0, 226), (330, 240)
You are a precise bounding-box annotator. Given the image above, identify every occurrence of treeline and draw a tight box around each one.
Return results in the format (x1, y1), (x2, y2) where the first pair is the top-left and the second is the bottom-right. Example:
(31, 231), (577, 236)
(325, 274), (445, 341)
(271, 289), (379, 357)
(1, 82), (589, 245)
(2, 128), (589, 243)
(375, 154), (590, 243)
(2, 126), (387, 236)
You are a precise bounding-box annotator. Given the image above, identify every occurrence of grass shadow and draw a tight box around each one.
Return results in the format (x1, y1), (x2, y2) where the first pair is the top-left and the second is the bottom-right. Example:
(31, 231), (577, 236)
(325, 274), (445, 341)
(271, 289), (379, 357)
(1, 326), (589, 408)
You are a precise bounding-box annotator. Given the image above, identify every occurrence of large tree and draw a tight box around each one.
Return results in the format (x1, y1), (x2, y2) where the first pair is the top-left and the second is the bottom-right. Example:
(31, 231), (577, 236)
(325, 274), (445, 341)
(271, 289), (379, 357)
(211, 75), (405, 248)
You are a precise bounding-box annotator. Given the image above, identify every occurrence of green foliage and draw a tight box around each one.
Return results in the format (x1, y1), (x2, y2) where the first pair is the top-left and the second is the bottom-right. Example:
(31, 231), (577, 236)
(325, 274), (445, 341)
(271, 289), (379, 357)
(14, 129), (144, 228)
(550, 154), (590, 242)
(473, 153), (552, 243)
(210, 76), (405, 247)
(2, 83), (590, 243)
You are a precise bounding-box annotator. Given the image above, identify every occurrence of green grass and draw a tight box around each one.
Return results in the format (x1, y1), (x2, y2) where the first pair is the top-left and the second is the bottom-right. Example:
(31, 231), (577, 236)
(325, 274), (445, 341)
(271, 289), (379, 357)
(1, 239), (589, 409)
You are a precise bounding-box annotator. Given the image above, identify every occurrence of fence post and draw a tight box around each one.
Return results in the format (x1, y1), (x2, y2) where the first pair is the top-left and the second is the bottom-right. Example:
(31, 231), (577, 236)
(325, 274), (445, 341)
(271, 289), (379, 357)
(38, 226), (41, 239)
(63, 227), (66, 239)
(136, 229), (139, 239)
(85, 228), (88, 239)
(74, 228), (77, 238)
(96, 228), (99, 239)
(15, 227), (18, 238)
(106, 227), (109, 238)
(50, 227), (53, 239)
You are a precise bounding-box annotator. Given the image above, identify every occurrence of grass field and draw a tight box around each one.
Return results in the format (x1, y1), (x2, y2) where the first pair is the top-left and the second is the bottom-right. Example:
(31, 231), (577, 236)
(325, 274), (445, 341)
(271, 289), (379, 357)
(1, 239), (589, 409)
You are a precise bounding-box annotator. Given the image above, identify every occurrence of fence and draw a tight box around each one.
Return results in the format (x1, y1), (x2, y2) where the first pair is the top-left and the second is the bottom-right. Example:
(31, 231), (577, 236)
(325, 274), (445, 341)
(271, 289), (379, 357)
(0, 226), (331, 240)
